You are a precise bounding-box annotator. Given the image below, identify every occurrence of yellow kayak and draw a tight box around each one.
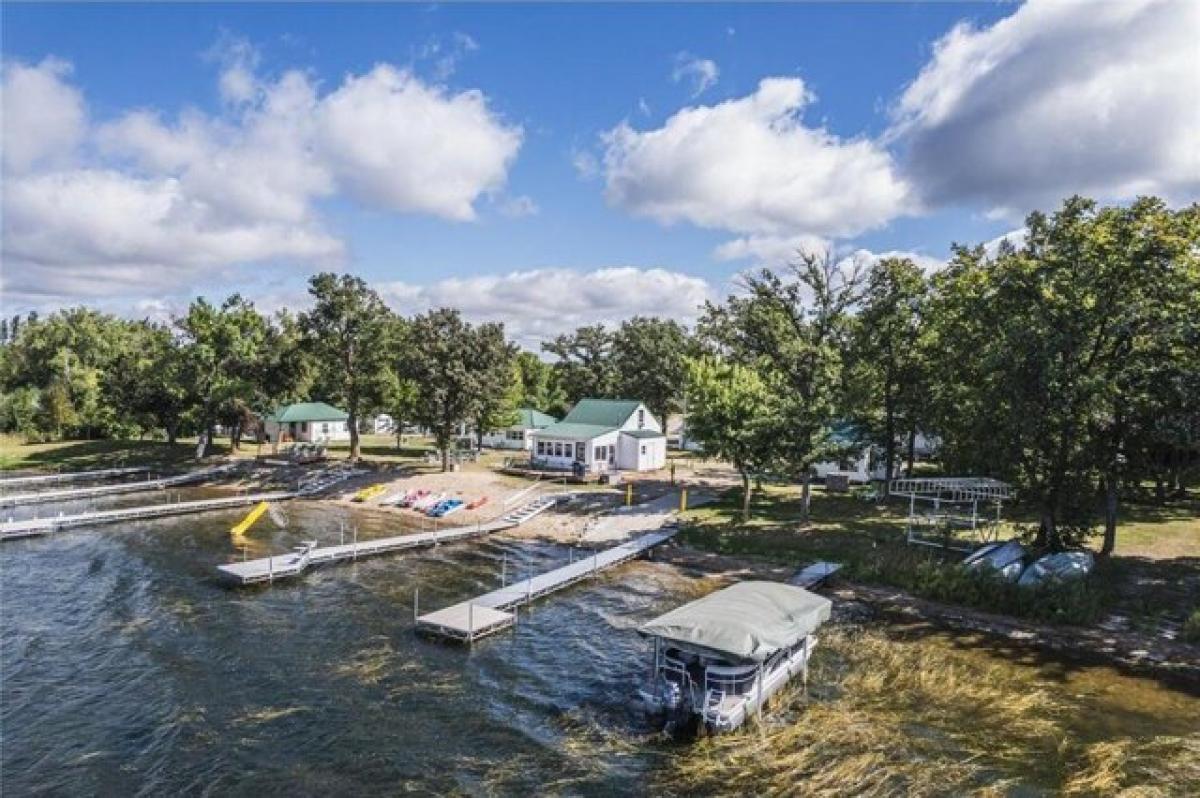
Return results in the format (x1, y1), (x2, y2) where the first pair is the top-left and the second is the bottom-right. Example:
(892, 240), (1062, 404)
(352, 484), (389, 503)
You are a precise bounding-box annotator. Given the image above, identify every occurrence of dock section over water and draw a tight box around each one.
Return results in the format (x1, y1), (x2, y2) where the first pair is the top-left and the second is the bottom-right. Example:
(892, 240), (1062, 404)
(0, 491), (296, 540)
(0, 466), (151, 489)
(416, 528), (677, 643)
(216, 494), (568, 585)
(0, 464), (241, 508)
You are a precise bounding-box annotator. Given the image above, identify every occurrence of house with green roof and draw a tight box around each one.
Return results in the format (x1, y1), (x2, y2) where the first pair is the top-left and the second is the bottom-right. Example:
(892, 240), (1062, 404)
(529, 398), (667, 473)
(480, 407), (559, 451)
(262, 401), (350, 444)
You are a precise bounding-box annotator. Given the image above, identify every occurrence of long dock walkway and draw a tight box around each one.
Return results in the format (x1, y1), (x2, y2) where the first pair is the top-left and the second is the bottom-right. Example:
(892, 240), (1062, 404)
(0, 466), (151, 489)
(0, 490), (296, 540)
(216, 494), (568, 585)
(415, 528), (677, 643)
(0, 464), (240, 508)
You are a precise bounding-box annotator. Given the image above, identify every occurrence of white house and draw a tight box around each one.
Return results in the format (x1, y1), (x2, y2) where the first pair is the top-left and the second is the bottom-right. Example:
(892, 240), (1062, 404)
(481, 408), (558, 450)
(263, 402), (351, 444)
(529, 399), (667, 473)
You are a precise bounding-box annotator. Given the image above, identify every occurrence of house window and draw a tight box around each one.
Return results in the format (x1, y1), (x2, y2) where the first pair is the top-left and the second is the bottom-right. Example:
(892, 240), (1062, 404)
(322, 423), (329, 434)
(575, 442), (585, 460)
(637, 409), (645, 428)
(301, 422), (309, 433)
(508, 430), (524, 441)
(641, 445), (647, 455)
(594, 445), (605, 461)
(537, 441), (545, 455)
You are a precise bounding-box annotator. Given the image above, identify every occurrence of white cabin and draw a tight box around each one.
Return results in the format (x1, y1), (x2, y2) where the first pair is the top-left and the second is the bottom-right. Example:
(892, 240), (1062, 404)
(480, 408), (558, 450)
(529, 399), (667, 473)
(263, 402), (351, 444)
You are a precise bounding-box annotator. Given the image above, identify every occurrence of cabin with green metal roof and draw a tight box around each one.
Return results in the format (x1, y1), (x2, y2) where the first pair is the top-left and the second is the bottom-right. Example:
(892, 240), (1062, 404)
(529, 398), (666, 473)
(262, 402), (350, 444)
(480, 407), (559, 451)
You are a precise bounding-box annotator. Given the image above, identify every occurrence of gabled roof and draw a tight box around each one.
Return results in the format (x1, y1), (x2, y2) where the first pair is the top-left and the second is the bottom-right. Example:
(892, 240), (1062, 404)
(639, 581), (832, 663)
(562, 398), (642, 428)
(265, 402), (348, 423)
(515, 408), (557, 429)
(534, 398), (650, 441)
(533, 422), (614, 441)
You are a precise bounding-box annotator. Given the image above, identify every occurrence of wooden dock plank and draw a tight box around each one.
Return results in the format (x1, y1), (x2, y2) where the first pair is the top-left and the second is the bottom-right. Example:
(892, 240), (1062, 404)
(0, 491), (295, 540)
(415, 528), (676, 642)
(0, 467), (151, 488)
(215, 494), (569, 585)
(0, 464), (240, 508)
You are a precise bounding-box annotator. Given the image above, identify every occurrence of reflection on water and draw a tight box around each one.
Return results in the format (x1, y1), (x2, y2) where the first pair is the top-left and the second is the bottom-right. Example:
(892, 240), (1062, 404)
(2, 492), (1197, 795)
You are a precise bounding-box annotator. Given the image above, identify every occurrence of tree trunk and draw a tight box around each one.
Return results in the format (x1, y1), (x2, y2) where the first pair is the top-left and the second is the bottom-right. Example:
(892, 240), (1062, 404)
(906, 426), (917, 478)
(1100, 475), (1119, 557)
(166, 421), (178, 446)
(800, 471), (812, 522)
(441, 442), (450, 473)
(740, 469), (752, 521)
(882, 400), (896, 497)
(231, 420), (242, 452)
(1035, 509), (1055, 550)
(348, 407), (360, 461)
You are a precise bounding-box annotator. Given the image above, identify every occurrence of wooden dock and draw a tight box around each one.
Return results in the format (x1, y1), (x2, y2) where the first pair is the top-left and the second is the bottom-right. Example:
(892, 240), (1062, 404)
(215, 494), (568, 585)
(0, 491), (296, 540)
(0, 466), (151, 489)
(415, 528), (677, 643)
(0, 463), (240, 508)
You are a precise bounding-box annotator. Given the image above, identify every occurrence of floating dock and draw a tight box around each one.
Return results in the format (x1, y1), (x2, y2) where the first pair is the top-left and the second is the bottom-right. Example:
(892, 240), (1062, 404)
(0, 491), (296, 540)
(415, 528), (677, 643)
(0, 466), (151, 489)
(216, 494), (568, 585)
(0, 463), (241, 508)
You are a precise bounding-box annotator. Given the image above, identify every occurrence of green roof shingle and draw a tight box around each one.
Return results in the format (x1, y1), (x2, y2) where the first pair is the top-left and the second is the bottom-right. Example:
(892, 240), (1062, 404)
(561, 399), (642, 428)
(265, 402), (349, 423)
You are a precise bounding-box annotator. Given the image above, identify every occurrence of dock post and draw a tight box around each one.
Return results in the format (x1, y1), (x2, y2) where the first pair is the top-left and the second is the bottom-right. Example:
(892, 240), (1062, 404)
(501, 553), (507, 587)
(353, 525), (358, 561)
(269, 553), (274, 584)
(340, 520), (344, 546)
(468, 603), (474, 639)
(414, 588), (419, 623)
(593, 551), (598, 577)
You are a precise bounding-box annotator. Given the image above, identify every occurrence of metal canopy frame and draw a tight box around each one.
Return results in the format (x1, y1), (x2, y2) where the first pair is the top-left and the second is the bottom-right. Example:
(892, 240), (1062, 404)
(889, 477), (1015, 552)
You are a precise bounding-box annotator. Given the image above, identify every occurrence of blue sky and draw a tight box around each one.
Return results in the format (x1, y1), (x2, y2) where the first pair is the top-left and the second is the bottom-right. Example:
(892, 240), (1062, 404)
(3, 1), (1197, 344)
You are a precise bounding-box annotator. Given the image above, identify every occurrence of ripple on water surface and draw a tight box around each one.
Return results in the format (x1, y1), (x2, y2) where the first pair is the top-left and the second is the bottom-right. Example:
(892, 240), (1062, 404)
(2, 498), (1197, 795)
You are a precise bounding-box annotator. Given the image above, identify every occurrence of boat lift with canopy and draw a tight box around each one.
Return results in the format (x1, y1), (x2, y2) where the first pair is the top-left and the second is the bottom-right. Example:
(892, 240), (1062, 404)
(889, 477), (1014, 552)
(638, 581), (831, 732)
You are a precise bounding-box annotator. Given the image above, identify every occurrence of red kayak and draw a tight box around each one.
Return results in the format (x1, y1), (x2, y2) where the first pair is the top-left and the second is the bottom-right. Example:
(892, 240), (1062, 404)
(466, 496), (489, 510)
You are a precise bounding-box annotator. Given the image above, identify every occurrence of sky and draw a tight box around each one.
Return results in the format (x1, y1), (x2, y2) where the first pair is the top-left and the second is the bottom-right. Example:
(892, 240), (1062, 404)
(3, 1), (1198, 347)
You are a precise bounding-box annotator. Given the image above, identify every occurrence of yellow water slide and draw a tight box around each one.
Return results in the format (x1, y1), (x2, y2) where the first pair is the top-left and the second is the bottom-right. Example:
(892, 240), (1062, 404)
(231, 501), (270, 536)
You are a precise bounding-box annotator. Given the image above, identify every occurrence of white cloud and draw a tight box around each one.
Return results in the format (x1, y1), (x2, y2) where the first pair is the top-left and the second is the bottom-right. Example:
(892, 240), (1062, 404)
(671, 53), (719, 97)
(497, 194), (539, 218)
(1, 58), (86, 174)
(890, 0), (1200, 214)
(2, 52), (524, 305)
(602, 78), (913, 239)
(314, 64), (521, 220)
(839, 247), (945, 275)
(379, 267), (715, 347)
(572, 148), (599, 179)
(713, 233), (831, 266)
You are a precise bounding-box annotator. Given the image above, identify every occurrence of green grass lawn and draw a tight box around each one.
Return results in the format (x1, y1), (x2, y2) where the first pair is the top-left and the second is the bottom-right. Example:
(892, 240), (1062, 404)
(0, 434), (225, 472)
(678, 483), (1199, 626)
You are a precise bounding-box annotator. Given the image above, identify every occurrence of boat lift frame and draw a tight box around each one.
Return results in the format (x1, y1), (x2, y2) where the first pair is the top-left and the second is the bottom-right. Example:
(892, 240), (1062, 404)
(889, 477), (1014, 552)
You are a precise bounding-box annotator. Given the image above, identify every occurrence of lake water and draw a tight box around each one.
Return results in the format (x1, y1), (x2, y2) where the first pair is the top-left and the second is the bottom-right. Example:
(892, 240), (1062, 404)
(3, 492), (1197, 795)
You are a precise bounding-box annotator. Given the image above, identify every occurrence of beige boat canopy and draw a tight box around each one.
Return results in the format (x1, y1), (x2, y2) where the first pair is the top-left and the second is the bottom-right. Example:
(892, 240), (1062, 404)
(639, 581), (832, 663)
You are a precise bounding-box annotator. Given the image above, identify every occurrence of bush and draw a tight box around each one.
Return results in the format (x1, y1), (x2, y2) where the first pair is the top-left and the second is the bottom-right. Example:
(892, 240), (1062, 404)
(1183, 610), (1200, 644)
(846, 548), (1113, 626)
